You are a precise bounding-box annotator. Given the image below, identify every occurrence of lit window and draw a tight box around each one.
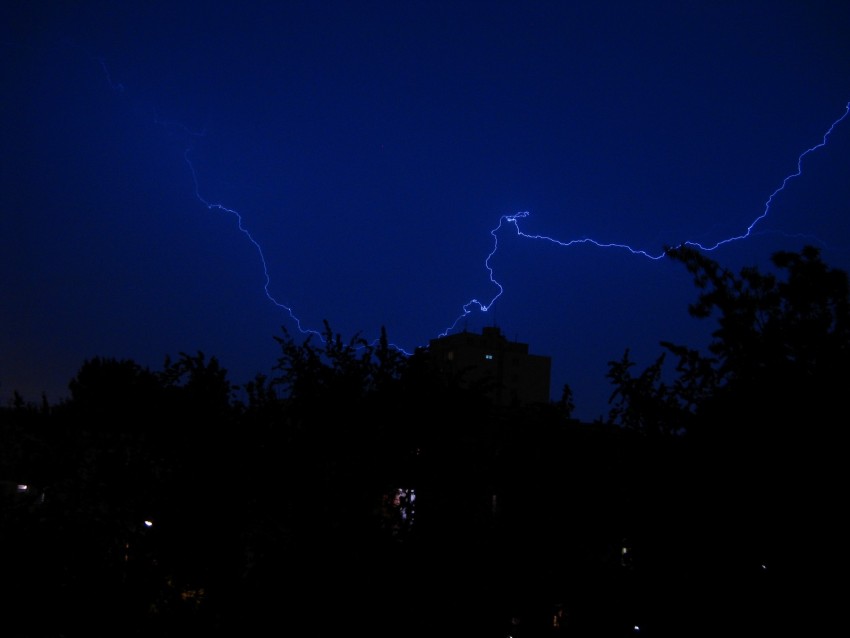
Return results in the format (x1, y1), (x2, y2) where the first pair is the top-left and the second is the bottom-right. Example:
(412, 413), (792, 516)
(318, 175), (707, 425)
(484, 354), (494, 360)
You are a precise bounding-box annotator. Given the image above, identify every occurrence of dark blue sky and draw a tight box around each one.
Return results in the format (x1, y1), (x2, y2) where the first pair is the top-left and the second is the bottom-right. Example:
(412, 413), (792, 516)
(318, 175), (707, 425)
(3, 1), (850, 421)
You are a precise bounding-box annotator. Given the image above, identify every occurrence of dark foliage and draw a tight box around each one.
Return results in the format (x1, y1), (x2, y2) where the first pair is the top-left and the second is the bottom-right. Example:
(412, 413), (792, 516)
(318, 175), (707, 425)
(604, 245), (850, 634)
(3, 245), (847, 635)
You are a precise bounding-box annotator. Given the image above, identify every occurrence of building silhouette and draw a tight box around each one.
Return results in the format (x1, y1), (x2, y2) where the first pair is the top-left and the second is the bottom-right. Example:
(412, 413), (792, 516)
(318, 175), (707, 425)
(427, 326), (551, 406)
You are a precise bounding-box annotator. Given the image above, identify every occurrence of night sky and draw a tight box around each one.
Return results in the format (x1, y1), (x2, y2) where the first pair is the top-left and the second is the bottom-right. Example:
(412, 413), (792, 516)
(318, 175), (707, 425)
(3, 1), (850, 421)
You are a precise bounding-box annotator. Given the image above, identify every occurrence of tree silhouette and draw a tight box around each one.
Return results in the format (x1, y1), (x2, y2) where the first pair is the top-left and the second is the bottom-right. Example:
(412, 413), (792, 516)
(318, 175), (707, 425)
(604, 244), (850, 634)
(606, 244), (850, 434)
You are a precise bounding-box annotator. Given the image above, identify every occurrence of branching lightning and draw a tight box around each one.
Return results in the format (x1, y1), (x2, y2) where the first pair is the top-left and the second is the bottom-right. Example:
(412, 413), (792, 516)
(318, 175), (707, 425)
(90, 51), (850, 353)
(441, 102), (850, 337)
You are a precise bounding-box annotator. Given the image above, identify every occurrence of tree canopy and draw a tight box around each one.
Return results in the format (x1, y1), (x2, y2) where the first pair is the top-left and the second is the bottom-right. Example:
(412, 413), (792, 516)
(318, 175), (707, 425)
(3, 245), (847, 635)
(607, 244), (850, 438)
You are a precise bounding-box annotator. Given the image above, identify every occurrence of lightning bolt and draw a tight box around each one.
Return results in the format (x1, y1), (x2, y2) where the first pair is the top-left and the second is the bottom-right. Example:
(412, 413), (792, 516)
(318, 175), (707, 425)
(88, 51), (850, 352)
(441, 102), (850, 337)
(183, 149), (323, 342)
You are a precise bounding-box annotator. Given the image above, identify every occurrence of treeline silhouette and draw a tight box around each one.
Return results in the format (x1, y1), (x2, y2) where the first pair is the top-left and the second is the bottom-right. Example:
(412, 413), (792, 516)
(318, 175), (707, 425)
(2, 245), (846, 637)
